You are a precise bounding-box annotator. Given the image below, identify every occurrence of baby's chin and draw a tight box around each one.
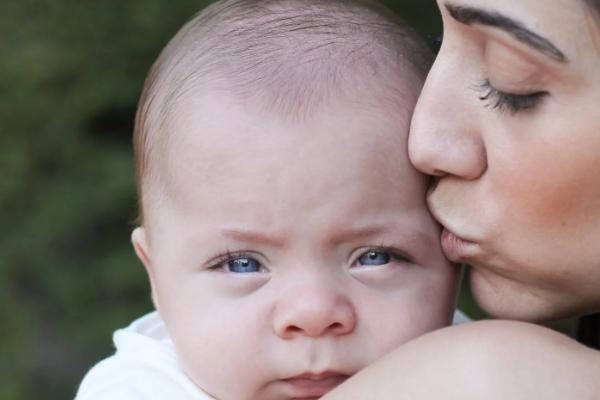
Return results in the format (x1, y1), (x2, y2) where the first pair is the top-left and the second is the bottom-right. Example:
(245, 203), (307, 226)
(177, 349), (357, 400)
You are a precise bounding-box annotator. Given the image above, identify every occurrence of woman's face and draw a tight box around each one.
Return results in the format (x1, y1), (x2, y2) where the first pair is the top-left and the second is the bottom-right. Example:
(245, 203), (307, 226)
(409, 0), (600, 322)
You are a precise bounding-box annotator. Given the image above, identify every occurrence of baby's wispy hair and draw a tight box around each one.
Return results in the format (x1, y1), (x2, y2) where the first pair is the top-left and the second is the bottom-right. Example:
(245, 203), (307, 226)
(133, 0), (433, 224)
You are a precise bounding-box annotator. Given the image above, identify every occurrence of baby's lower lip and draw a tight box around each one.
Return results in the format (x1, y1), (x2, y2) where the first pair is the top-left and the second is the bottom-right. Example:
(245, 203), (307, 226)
(282, 374), (348, 397)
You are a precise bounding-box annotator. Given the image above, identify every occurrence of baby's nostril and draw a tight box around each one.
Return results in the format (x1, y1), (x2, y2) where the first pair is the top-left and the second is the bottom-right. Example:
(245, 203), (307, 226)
(329, 322), (343, 331)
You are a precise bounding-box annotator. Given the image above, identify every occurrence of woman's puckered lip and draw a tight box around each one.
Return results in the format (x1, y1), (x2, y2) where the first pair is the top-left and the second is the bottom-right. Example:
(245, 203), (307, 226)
(441, 228), (481, 263)
(426, 193), (478, 244)
(427, 193), (484, 263)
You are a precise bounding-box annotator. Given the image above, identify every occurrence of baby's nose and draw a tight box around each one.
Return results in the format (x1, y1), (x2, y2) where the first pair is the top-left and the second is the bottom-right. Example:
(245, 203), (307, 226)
(273, 284), (356, 339)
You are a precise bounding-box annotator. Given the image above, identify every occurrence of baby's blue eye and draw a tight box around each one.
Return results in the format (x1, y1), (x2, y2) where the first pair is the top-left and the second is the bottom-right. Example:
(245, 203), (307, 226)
(227, 257), (262, 273)
(358, 250), (391, 266)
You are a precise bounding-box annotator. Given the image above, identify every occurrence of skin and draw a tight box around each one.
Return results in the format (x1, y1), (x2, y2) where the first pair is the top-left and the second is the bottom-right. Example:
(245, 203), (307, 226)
(325, 0), (600, 398)
(131, 90), (459, 400)
(324, 320), (600, 400)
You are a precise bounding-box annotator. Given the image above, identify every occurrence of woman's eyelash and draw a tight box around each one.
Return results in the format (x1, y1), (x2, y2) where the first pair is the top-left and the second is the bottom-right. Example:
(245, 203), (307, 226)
(476, 79), (548, 115)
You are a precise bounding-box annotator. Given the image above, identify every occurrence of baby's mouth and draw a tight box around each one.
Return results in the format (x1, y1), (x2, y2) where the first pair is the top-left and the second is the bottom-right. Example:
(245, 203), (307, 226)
(282, 372), (349, 398)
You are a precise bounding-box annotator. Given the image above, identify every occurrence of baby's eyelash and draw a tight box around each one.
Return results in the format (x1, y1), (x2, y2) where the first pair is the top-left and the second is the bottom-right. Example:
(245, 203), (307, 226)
(206, 250), (258, 271)
(357, 246), (415, 265)
(206, 250), (232, 271)
(476, 79), (548, 115)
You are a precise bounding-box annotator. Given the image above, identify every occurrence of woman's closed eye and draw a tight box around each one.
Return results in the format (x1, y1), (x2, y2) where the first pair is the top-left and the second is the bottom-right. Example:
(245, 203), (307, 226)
(476, 79), (549, 115)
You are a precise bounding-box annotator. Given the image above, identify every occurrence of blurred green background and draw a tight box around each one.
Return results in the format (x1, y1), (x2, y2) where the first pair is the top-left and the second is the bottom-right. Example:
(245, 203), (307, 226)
(0, 1), (576, 399)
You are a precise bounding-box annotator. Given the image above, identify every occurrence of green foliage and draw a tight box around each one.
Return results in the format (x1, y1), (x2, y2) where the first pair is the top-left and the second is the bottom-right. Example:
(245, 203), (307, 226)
(0, 1), (449, 399)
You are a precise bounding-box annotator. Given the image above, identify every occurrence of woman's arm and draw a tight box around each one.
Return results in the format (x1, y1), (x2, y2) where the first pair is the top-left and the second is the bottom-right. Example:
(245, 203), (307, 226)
(323, 320), (600, 400)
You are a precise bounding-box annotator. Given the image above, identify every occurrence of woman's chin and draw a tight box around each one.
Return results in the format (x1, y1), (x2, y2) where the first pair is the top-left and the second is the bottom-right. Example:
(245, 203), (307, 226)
(468, 268), (575, 323)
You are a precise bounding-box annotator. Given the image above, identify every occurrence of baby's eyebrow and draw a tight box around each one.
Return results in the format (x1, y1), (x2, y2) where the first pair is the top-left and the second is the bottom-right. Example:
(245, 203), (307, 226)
(328, 226), (389, 245)
(220, 226), (391, 246)
(219, 224), (434, 250)
(328, 224), (434, 250)
(220, 228), (286, 247)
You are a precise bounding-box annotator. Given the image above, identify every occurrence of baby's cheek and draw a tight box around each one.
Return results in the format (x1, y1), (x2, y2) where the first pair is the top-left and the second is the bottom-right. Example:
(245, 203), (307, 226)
(169, 307), (265, 400)
(365, 278), (455, 358)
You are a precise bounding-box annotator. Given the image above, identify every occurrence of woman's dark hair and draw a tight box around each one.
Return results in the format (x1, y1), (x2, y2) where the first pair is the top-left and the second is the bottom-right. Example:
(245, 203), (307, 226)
(587, 0), (600, 9)
(586, 0), (600, 16)
(577, 313), (600, 349)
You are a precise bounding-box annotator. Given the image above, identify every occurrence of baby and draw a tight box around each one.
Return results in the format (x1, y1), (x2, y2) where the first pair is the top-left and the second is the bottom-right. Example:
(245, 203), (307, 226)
(76, 0), (462, 399)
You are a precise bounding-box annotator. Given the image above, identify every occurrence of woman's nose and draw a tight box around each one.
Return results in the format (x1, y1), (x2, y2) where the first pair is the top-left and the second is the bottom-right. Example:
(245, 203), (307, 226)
(408, 58), (487, 180)
(273, 283), (356, 340)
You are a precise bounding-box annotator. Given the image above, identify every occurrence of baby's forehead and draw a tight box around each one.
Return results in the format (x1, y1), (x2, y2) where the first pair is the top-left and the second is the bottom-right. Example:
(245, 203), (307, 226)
(144, 57), (422, 203)
(158, 88), (422, 201)
(164, 86), (415, 161)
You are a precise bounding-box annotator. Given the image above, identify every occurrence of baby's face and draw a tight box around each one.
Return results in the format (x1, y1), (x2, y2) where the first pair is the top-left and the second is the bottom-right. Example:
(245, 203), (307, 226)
(133, 93), (458, 400)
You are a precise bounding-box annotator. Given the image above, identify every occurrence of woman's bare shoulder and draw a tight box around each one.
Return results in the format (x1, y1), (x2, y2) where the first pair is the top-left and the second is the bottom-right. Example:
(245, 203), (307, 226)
(324, 320), (600, 400)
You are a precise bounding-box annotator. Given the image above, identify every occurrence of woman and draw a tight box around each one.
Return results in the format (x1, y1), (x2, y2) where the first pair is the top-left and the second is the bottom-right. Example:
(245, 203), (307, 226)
(325, 0), (600, 397)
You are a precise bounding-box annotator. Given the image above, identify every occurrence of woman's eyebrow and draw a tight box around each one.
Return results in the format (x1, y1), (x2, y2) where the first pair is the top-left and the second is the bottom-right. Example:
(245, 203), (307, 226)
(444, 3), (568, 63)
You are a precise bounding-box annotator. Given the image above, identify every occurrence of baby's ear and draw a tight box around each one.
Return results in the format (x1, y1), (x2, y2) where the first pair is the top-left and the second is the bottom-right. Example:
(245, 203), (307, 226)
(131, 227), (160, 310)
(131, 227), (151, 269)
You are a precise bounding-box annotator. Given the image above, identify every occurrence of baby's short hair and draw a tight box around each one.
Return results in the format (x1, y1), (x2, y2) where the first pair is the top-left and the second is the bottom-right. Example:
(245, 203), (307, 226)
(133, 0), (433, 223)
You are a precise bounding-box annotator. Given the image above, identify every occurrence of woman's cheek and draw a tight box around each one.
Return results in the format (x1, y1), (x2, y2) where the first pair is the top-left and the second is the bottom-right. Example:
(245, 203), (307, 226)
(492, 119), (600, 234)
